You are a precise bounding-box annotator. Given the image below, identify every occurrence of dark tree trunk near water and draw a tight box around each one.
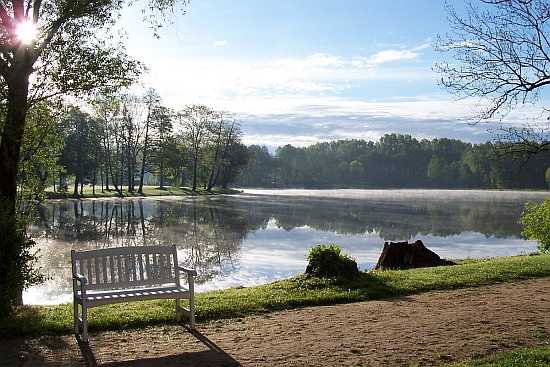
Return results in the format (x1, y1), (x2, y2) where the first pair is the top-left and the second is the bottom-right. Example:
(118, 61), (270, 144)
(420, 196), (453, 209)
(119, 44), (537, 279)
(0, 65), (32, 314)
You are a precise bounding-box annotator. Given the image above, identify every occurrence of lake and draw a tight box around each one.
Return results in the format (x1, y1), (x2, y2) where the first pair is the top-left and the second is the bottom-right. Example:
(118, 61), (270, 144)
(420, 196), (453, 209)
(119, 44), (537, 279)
(25, 189), (549, 305)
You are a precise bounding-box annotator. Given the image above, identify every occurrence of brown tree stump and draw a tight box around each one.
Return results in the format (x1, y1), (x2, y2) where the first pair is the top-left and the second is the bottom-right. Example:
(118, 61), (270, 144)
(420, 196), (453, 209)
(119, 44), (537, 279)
(374, 240), (456, 270)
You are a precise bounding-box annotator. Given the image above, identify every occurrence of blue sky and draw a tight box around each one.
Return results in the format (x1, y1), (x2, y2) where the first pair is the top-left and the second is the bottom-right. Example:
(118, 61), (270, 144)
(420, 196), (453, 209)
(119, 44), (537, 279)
(118, 1), (537, 149)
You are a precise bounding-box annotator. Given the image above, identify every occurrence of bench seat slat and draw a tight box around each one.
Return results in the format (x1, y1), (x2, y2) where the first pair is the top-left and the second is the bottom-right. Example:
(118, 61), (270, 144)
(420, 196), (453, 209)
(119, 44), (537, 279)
(95, 257), (100, 285)
(102, 257), (108, 284)
(76, 285), (190, 307)
(117, 255), (122, 284)
(109, 256), (115, 284)
(138, 253), (144, 281)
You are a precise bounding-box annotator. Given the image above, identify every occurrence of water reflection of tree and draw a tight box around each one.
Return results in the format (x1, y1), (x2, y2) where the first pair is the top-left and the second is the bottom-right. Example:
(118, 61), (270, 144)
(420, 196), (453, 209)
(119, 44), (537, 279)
(32, 196), (529, 248)
(220, 195), (528, 241)
(31, 198), (248, 285)
(29, 195), (530, 300)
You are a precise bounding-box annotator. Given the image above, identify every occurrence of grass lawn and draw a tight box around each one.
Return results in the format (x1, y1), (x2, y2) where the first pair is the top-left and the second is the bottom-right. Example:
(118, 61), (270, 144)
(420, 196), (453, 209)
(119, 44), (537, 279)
(2, 254), (550, 337)
(450, 345), (550, 366)
(45, 185), (240, 199)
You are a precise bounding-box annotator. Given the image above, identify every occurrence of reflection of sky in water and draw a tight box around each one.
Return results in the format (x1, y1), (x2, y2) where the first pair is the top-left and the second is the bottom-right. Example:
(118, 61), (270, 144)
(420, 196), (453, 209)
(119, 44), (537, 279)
(23, 189), (547, 305)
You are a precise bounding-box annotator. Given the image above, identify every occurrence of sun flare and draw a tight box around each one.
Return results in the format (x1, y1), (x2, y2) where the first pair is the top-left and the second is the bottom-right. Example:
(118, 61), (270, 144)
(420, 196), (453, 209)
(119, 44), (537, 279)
(15, 20), (37, 45)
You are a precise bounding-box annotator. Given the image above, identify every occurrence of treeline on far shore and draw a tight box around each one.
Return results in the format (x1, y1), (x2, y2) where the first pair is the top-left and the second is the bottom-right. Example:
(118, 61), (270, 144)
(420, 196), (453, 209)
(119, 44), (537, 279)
(236, 134), (550, 190)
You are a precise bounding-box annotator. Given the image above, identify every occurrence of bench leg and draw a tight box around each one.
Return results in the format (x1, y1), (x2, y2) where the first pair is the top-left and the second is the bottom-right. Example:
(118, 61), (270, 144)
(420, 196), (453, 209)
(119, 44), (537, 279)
(175, 298), (183, 322)
(189, 293), (195, 329)
(73, 300), (79, 335)
(82, 305), (89, 343)
(188, 275), (195, 329)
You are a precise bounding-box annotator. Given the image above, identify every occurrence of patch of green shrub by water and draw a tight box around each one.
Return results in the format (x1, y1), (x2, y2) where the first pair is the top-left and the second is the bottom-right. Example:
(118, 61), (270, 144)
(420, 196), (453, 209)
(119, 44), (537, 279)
(305, 244), (360, 279)
(521, 199), (550, 253)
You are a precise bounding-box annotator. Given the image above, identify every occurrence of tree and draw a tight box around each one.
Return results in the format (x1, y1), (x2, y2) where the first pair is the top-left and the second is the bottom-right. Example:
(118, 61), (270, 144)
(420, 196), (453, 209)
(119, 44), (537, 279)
(178, 105), (214, 191)
(59, 108), (98, 196)
(138, 89), (161, 193)
(93, 93), (124, 196)
(150, 105), (175, 188)
(239, 145), (275, 187)
(120, 94), (146, 193)
(217, 142), (249, 189)
(236, 135), (550, 190)
(206, 113), (240, 191)
(436, 0), (550, 153)
(0, 0), (188, 315)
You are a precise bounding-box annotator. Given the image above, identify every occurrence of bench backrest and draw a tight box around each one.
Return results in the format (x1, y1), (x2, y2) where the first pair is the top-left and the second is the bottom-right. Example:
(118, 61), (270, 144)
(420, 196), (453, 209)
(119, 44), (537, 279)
(71, 245), (180, 291)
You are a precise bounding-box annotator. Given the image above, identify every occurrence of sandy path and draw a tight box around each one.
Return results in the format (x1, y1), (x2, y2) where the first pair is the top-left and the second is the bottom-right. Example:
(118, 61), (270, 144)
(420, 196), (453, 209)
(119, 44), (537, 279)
(3, 278), (550, 367)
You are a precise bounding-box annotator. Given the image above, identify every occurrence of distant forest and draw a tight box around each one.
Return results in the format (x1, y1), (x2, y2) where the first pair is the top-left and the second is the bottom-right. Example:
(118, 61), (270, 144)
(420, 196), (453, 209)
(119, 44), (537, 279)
(237, 134), (550, 190)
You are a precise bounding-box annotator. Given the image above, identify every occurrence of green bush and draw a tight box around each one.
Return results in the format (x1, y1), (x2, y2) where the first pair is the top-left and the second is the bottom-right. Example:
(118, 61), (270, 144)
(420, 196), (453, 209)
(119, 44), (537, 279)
(305, 244), (360, 279)
(521, 199), (550, 253)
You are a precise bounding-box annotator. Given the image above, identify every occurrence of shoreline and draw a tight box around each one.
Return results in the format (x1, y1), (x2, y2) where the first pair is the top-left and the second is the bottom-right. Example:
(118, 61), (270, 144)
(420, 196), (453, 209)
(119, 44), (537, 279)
(44, 186), (242, 201)
(3, 253), (550, 338)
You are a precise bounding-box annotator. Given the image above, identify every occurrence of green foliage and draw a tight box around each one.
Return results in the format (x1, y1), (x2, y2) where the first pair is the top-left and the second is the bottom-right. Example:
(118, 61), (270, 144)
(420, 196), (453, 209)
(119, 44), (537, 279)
(1, 103), (62, 314)
(521, 199), (550, 253)
(305, 244), (360, 279)
(217, 142), (250, 189)
(18, 103), (65, 205)
(237, 134), (550, 189)
(59, 107), (101, 195)
(0, 205), (44, 315)
(2, 254), (550, 337)
(450, 345), (550, 367)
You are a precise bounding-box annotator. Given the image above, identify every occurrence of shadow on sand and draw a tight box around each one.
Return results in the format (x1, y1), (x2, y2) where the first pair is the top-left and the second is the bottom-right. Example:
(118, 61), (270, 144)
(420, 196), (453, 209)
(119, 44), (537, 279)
(77, 327), (239, 367)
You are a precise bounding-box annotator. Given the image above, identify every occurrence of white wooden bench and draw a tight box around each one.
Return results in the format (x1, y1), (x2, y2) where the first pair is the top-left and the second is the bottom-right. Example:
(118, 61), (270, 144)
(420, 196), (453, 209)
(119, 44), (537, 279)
(71, 245), (196, 342)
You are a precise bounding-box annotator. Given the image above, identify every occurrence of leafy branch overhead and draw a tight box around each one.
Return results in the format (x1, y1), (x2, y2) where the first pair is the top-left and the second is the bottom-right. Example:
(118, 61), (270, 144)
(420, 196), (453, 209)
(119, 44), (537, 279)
(436, 0), (550, 120)
(0, 0), (188, 104)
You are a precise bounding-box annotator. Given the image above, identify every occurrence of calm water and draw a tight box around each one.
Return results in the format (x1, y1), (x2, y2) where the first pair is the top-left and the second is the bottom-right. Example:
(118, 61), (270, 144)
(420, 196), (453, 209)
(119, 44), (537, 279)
(25, 189), (549, 305)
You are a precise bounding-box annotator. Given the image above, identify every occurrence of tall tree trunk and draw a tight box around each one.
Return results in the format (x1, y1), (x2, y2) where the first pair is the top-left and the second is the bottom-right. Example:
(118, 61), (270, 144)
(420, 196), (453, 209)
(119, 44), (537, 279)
(159, 160), (165, 189)
(0, 67), (31, 314)
(192, 155), (198, 191)
(92, 170), (96, 196)
(105, 166), (110, 190)
(180, 168), (186, 187)
(138, 108), (152, 194)
(100, 166), (104, 193)
(206, 152), (220, 191)
(73, 176), (79, 196)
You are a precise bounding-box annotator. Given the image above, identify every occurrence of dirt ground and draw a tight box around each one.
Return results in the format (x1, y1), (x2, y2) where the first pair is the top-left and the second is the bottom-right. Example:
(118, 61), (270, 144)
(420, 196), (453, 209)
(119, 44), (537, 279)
(2, 278), (550, 367)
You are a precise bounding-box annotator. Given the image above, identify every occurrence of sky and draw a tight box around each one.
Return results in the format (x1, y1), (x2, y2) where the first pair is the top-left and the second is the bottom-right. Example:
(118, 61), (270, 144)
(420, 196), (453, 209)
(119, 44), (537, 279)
(118, 0), (540, 150)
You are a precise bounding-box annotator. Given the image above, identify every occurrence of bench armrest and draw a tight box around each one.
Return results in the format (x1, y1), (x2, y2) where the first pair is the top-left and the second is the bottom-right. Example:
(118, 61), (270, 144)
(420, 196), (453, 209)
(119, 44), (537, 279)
(178, 266), (197, 276)
(73, 273), (87, 285)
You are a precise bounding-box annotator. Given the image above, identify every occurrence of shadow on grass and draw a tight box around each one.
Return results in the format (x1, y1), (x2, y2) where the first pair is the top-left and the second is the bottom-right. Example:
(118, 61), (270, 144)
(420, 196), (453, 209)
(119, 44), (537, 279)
(0, 334), (75, 366)
(77, 327), (239, 367)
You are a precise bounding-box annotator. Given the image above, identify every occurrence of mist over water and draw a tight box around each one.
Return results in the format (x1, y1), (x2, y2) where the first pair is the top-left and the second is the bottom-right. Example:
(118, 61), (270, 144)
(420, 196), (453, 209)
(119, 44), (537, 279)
(25, 189), (547, 305)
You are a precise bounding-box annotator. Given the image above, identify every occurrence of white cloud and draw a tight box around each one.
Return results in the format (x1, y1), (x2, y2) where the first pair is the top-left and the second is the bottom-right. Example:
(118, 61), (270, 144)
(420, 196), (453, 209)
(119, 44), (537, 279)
(135, 44), (434, 104)
(213, 40), (228, 47)
(367, 49), (419, 64)
(219, 95), (546, 149)
(128, 40), (548, 147)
